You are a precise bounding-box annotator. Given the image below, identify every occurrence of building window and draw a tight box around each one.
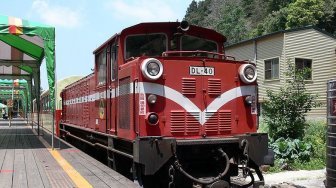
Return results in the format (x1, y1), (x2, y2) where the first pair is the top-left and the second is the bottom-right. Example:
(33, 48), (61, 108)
(264, 58), (279, 80)
(295, 58), (312, 80)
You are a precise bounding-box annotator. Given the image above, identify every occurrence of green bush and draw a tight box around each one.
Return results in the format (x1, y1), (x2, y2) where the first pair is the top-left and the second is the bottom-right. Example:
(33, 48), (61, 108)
(262, 61), (320, 140)
(257, 118), (269, 133)
(303, 120), (326, 159)
(265, 120), (326, 171)
(270, 137), (313, 164)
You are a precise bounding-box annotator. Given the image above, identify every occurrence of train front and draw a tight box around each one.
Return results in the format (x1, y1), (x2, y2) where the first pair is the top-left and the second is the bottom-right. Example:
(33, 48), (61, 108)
(120, 22), (274, 187)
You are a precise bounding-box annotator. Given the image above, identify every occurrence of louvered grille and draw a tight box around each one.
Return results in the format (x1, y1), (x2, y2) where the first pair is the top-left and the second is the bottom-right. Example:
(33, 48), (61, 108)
(205, 110), (232, 133)
(208, 79), (221, 95)
(182, 78), (196, 95)
(205, 112), (218, 132)
(171, 111), (200, 135)
(219, 111), (232, 131)
(171, 111), (185, 133)
(118, 77), (131, 129)
(186, 112), (200, 133)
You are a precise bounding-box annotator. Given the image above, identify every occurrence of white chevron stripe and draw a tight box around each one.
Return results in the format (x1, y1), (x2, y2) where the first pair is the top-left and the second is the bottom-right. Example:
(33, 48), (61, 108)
(136, 82), (255, 125)
(137, 82), (200, 113)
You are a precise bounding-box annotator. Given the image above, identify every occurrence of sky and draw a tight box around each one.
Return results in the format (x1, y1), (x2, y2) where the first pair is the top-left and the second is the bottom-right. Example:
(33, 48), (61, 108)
(0, 0), (193, 89)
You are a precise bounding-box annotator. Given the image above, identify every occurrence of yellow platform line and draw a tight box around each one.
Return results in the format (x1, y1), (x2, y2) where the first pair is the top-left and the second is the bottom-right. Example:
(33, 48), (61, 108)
(33, 130), (92, 188)
(48, 148), (93, 188)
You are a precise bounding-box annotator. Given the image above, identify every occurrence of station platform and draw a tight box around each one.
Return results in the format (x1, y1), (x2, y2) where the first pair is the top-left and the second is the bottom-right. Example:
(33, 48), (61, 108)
(0, 120), (140, 188)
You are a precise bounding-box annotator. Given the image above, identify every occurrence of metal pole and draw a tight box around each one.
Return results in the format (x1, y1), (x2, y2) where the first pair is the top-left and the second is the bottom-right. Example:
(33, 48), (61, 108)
(37, 70), (40, 136)
(30, 78), (33, 129)
(52, 47), (57, 150)
(18, 98), (19, 118)
(9, 80), (14, 127)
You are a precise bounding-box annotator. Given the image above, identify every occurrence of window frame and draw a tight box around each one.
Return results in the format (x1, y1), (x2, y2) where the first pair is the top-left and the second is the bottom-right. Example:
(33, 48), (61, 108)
(95, 47), (107, 86)
(294, 57), (313, 80)
(124, 33), (168, 60)
(264, 57), (280, 81)
(111, 41), (118, 82)
(180, 35), (219, 52)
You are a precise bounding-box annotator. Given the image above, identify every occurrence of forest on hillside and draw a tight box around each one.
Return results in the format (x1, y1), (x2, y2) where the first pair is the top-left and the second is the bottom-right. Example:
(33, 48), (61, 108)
(184, 0), (336, 45)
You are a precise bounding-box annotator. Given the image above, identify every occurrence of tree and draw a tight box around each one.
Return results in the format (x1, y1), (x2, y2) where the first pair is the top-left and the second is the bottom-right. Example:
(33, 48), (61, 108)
(317, 0), (336, 35)
(184, 0), (211, 26)
(183, 0), (336, 44)
(184, 0), (200, 24)
(266, 0), (294, 12)
(242, 0), (269, 29)
(204, 0), (248, 44)
(262, 7), (289, 34)
(286, 0), (325, 29)
(262, 61), (320, 140)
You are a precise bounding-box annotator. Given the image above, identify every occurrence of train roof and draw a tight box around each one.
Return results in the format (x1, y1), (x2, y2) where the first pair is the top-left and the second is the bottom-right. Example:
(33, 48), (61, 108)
(93, 22), (226, 54)
(41, 75), (83, 97)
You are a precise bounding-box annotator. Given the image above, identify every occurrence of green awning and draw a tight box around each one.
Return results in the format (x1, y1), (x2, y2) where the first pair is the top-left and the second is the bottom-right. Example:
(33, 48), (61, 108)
(0, 15), (55, 110)
(0, 34), (44, 61)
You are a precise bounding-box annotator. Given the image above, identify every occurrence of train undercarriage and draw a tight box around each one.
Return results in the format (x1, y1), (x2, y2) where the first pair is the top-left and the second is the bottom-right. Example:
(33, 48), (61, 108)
(60, 123), (274, 188)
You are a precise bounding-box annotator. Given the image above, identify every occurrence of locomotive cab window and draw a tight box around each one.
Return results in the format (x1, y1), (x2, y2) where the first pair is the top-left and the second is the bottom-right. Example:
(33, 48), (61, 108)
(96, 48), (107, 85)
(125, 33), (167, 59)
(181, 35), (218, 53)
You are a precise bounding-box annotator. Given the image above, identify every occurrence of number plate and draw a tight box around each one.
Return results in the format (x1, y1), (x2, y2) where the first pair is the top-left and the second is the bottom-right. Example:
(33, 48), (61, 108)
(189, 66), (214, 76)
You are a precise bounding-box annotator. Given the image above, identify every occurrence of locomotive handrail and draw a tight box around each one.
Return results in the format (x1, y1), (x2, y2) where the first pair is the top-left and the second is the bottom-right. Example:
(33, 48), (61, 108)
(162, 50), (235, 60)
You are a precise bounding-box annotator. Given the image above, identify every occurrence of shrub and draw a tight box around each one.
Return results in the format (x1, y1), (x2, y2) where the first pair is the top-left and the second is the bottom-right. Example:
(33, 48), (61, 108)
(262, 61), (320, 140)
(265, 120), (326, 171)
(270, 137), (313, 164)
(303, 120), (326, 159)
(257, 118), (269, 133)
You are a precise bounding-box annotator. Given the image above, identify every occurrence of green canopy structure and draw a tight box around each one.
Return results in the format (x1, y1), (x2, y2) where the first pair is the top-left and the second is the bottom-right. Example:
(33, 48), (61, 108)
(0, 15), (55, 108)
(0, 15), (56, 148)
(0, 79), (29, 116)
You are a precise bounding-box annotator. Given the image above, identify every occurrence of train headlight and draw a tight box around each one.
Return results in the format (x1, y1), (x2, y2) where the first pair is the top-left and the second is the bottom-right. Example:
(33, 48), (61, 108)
(239, 64), (257, 84)
(148, 94), (157, 104)
(147, 62), (160, 76)
(141, 58), (163, 80)
(245, 96), (252, 105)
(146, 112), (159, 125)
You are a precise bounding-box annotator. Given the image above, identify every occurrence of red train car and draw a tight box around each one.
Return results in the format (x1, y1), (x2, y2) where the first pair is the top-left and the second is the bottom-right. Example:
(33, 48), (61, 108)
(60, 21), (274, 188)
(32, 76), (83, 136)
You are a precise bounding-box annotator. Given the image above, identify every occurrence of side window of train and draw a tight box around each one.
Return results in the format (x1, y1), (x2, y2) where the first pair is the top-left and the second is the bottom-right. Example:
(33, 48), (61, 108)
(96, 48), (107, 86)
(111, 42), (118, 81)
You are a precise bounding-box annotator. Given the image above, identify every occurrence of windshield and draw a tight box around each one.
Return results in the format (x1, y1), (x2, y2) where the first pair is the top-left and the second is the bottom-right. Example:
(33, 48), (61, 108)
(125, 34), (167, 59)
(181, 35), (217, 52)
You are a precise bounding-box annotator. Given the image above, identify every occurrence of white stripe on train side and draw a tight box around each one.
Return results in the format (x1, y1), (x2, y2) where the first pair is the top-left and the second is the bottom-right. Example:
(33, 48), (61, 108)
(64, 82), (255, 125)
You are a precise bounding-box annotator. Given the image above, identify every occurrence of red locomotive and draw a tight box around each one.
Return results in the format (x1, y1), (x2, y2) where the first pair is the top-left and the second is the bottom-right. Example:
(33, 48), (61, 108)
(60, 21), (274, 188)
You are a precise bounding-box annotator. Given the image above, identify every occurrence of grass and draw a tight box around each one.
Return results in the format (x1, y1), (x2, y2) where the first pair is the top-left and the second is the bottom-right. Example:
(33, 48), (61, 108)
(291, 158), (326, 170)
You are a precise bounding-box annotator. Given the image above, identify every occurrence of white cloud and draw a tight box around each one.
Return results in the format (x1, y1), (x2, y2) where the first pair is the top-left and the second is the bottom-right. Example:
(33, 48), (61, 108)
(31, 0), (82, 28)
(105, 0), (178, 22)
